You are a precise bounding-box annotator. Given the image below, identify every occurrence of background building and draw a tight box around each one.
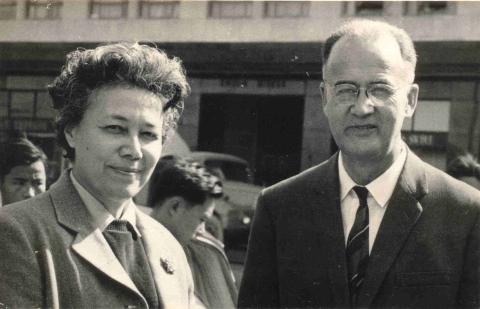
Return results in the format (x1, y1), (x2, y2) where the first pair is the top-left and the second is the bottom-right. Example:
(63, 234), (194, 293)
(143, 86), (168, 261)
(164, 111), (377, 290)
(1, 0), (480, 185)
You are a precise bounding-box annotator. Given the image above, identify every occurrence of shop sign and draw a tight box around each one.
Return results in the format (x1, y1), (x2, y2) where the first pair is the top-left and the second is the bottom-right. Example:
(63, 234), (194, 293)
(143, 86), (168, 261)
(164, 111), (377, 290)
(402, 131), (447, 150)
(220, 79), (287, 89)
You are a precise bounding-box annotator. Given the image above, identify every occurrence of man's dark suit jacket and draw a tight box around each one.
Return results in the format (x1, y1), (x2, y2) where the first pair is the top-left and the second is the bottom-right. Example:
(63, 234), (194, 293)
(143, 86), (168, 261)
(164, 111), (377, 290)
(238, 150), (480, 308)
(0, 172), (196, 308)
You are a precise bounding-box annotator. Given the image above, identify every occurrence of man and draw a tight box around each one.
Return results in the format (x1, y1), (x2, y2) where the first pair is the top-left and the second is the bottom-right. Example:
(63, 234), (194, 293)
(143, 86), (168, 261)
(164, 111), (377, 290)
(239, 19), (480, 308)
(0, 135), (47, 206)
(147, 156), (238, 309)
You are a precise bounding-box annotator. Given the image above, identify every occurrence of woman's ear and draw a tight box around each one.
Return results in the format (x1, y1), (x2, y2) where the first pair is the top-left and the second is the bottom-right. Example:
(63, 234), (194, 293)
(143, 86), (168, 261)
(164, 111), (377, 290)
(64, 124), (77, 149)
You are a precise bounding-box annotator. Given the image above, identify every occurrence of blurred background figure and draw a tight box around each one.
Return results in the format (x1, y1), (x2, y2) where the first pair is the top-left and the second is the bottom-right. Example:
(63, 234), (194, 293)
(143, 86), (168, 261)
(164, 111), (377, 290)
(447, 153), (480, 190)
(146, 155), (238, 309)
(0, 133), (47, 206)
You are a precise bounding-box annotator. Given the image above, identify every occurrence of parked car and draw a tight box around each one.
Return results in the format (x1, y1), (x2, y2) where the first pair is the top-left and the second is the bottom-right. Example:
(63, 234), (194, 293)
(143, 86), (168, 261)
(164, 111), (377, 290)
(188, 152), (263, 250)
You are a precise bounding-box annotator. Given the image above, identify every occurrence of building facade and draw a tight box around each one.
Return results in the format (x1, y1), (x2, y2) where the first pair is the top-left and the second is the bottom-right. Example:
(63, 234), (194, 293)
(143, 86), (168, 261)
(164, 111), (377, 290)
(1, 0), (480, 185)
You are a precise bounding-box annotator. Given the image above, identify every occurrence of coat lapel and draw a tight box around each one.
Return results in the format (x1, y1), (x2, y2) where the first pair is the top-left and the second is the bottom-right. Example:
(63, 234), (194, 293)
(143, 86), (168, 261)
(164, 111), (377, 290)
(310, 154), (351, 307)
(136, 213), (187, 309)
(357, 150), (428, 307)
(49, 172), (143, 298)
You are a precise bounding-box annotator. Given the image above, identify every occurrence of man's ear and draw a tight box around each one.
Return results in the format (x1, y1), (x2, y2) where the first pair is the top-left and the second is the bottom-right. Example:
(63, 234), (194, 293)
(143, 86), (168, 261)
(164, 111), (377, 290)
(166, 196), (186, 216)
(64, 124), (77, 149)
(404, 83), (419, 118)
(319, 81), (328, 110)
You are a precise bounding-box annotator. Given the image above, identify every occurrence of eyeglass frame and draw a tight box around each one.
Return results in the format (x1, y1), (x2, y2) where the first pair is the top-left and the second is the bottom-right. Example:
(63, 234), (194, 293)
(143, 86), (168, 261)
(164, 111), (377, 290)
(321, 80), (412, 106)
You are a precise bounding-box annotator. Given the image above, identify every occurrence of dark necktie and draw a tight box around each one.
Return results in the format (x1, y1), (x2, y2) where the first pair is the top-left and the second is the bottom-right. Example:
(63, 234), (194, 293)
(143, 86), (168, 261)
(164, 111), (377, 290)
(103, 220), (160, 308)
(346, 186), (370, 306)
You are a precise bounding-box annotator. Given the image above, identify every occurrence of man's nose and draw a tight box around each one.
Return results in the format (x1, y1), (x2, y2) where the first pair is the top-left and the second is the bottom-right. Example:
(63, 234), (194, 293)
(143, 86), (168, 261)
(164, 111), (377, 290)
(120, 135), (143, 160)
(350, 91), (375, 116)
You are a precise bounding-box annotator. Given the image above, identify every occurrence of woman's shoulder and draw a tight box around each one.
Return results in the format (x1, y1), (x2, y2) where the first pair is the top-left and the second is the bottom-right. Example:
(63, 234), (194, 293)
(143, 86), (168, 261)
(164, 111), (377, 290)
(0, 192), (57, 248)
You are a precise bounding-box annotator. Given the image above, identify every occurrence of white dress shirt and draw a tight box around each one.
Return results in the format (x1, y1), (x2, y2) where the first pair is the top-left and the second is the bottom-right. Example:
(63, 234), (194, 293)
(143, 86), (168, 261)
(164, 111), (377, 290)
(70, 172), (141, 237)
(338, 148), (407, 253)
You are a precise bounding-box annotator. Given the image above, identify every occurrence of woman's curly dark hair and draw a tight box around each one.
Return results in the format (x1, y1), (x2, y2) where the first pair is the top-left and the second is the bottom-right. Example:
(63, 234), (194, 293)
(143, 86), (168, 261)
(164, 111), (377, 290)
(48, 42), (191, 160)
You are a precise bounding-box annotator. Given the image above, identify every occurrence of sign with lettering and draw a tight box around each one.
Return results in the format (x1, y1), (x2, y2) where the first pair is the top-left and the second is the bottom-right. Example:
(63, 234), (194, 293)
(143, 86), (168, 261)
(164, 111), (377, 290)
(220, 79), (288, 89)
(220, 79), (248, 88)
(402, 131), (448, 150)
(256, 80), (286, 88)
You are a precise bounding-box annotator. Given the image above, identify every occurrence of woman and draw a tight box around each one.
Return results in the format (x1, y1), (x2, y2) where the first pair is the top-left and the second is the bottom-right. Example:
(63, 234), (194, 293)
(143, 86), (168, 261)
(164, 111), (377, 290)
(0, 43), (195, 308)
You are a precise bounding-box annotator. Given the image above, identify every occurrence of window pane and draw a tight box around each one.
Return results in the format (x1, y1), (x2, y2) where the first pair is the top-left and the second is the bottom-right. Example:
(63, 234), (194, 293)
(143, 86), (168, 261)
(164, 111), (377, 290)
(417, 1), (448, 15)
(413, 100), (450, 132)
(0, 1), (16, 19)
(355, 1), (383, 16)
(204, 160), (252, 183)
(27, 1), (62, 19)
(10, 92), (35, 118)
(35, 92), (55, 119)
(264, 1), (310, 18)
(90, 0), (127, 19)
(140, 0), (178, 18)
(209, 1), (252, 18)
(0, 90), (8, 117)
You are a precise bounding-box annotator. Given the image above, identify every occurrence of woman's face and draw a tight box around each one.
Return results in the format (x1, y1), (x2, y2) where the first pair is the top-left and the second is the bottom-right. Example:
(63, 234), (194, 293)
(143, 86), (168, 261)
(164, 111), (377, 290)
(66, 85), (165, 205)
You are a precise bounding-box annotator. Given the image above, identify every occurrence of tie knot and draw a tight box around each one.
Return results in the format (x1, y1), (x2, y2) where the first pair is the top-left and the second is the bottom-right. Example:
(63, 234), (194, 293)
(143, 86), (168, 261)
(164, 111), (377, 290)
(106, 220), (133, 233)
(353, 186), (369, 205)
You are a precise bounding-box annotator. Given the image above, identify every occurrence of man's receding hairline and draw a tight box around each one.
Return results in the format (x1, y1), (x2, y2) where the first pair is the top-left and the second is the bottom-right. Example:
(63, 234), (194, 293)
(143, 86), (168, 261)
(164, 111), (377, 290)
(323, 31), (416, 82)
(323, 20), (417, 73)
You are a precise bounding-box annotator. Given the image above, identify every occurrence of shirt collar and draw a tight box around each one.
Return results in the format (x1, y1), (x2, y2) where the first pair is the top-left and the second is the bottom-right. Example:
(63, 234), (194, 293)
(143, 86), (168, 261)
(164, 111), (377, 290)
(70, 172), (141, 237)
(338, 147), (407, 207)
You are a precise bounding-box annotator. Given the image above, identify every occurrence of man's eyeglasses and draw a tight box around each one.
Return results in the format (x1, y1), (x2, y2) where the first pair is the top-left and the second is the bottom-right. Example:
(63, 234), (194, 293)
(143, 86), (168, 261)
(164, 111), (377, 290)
(324, 82), (408, 105)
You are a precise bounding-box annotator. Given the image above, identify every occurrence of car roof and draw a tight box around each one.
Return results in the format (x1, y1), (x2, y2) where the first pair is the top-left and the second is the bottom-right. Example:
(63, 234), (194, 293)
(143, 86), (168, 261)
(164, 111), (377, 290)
(189, 151), (248, 165)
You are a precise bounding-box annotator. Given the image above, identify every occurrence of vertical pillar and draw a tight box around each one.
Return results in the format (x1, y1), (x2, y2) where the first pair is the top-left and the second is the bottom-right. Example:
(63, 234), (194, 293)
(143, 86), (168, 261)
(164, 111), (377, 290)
(128, 0), (139, 19)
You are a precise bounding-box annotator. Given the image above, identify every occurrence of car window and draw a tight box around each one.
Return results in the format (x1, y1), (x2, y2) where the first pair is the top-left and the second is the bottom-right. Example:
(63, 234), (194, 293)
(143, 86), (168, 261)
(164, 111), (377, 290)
(204, 160), (253, 183)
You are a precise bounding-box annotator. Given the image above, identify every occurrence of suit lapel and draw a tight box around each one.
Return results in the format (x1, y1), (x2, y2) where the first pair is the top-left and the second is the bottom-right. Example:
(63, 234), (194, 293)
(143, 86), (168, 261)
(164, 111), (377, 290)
(310, 154), (351, 307)
(357, 150), (427, 307)
(49, 172), (143, 298)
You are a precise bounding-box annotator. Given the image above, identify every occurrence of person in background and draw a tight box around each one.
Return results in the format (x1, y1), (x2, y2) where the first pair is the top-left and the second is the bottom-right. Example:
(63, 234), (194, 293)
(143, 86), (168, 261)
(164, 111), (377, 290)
(239, 19), (480, 308)
(204, 210), (224, 242)
(0, 42), (195, 308)
(0, 134), (47, 206)
(147, 155), (238, 309)
(447, 153), (480, 190)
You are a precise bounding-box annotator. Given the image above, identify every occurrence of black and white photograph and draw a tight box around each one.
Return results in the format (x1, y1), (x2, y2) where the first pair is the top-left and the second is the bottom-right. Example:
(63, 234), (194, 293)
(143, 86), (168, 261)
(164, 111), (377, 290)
(0, 1), (479, 308)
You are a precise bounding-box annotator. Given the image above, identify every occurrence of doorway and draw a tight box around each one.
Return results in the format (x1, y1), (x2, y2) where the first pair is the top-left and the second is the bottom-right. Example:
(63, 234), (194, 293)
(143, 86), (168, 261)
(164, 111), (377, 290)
(198, 94), (304, 186)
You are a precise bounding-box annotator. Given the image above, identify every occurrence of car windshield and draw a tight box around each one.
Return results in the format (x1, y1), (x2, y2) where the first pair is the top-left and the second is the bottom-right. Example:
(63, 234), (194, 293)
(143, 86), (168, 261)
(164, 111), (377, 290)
(204, 159), (253, 183)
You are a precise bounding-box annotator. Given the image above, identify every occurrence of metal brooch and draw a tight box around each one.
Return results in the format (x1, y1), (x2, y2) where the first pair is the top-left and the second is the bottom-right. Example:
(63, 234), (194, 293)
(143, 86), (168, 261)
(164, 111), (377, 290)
(160, 258), (175, 274)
